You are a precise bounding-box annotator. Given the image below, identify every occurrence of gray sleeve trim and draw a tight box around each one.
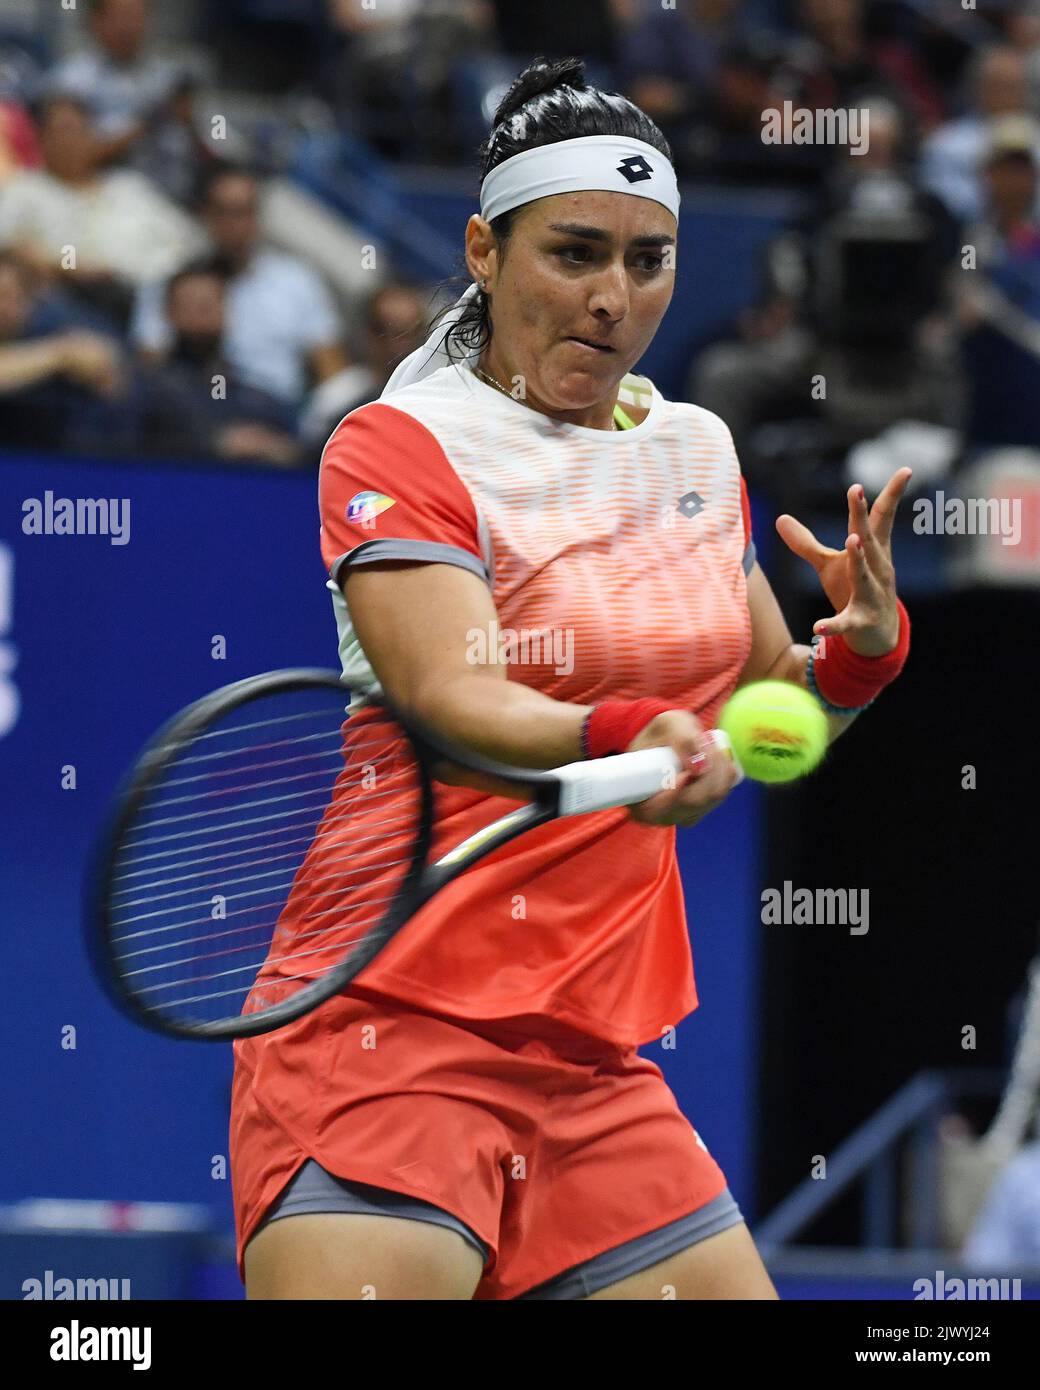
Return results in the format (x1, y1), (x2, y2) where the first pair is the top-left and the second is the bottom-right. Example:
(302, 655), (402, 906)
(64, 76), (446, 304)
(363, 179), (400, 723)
(329, 538), (490, 587)
(474, 503), (496, 591)
(742, 540), (757, 576)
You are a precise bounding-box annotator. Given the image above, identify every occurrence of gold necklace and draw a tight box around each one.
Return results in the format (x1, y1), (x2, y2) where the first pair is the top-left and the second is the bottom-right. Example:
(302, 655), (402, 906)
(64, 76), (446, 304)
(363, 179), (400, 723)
(475, 365), (621, 429)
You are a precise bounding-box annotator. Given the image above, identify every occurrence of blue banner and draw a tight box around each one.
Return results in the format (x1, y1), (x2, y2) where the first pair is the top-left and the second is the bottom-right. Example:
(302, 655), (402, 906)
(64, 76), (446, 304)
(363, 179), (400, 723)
(1, 451), (762, 1253)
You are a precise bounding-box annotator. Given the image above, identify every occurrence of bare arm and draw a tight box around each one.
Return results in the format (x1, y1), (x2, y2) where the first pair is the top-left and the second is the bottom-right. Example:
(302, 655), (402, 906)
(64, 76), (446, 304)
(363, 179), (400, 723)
(309, 342), (350, 385)
(0, 337), (69, 393)
(0, 331), (120, 397)
(342, 559), (738, 825)
(344, 560), (590, 769)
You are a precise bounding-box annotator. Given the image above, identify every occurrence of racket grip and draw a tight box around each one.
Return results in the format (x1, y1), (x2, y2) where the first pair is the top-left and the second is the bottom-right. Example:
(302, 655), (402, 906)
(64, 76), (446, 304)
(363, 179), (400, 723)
(554, 731), (741, 817)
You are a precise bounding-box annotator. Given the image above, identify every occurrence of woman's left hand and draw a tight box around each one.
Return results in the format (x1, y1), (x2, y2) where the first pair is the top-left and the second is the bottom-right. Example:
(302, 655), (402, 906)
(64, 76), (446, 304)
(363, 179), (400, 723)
(774, 467), (912, 656)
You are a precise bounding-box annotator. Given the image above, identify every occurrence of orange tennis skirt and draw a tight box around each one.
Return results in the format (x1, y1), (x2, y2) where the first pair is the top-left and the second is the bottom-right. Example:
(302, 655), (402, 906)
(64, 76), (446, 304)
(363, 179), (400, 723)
(230, 987), (731, 1299)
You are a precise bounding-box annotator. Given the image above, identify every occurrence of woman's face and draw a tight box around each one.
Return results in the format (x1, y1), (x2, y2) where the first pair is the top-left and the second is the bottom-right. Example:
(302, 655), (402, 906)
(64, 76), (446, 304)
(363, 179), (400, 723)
(466, 190), (677, 425)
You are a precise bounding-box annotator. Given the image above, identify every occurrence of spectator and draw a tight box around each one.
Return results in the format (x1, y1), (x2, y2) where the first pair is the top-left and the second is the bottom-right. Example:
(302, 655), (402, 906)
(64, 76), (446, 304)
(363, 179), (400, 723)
(922, 44), (1040, 223)
(623, 0), (750, 137)
(137, 263), (301, 466)
(321, 0), (494, 163)
(622, 3), (815, 185)
(131, 165), (347, 406)
(956, 117), (1040, 447)
(133, 72), (228, 210)
(0, 95), (206, 330)
(759, 0), (944, 191)
(0, 95), (40, 182)
(672, 32), (804, 186)
(45, 0), (179, 169)
(0, 251), (133, 453)
(962, 1139), (1040, 1269)
(968, 115), (1040, 253)
(782, 0), (945, 134)
(691, 99), (962, 468)
(299, 279), (429, 446)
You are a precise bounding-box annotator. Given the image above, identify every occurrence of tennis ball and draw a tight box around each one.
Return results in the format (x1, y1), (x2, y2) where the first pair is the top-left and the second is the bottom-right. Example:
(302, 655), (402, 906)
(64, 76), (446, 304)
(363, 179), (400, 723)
(717, 680), (828, 785)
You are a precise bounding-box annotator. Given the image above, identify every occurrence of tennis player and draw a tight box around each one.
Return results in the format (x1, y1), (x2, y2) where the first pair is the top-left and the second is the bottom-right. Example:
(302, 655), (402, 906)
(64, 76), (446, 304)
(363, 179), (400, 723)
(232, 57), (912, 1300)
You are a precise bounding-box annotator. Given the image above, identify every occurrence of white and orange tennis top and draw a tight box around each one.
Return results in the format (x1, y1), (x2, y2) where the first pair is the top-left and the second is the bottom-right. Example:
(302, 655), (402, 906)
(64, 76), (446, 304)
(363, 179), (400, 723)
(316, 362), (755, 1047)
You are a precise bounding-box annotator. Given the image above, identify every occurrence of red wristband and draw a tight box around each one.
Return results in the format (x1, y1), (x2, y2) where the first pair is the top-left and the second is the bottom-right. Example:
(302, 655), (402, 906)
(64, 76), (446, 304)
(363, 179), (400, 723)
(813, 599), (911, 710)
(582, 698), (679, 759)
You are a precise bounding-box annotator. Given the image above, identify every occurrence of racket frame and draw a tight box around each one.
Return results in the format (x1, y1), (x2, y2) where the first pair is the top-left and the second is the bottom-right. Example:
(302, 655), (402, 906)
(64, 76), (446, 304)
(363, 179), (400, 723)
(88, 669), (564, 1041)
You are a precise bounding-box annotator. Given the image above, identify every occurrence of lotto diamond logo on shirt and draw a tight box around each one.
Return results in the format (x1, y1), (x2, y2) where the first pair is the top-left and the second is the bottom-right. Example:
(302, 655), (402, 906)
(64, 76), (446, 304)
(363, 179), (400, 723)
(678, 490), (705, 519)
(347, 490), (397, 524)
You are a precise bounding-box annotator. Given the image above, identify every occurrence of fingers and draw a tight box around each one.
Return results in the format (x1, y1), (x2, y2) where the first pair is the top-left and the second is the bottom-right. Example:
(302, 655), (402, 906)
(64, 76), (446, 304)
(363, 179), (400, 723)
(815, 536), (876, 635)
(774, 513), (842, 572)
(848, 475), (909, 587)
(812, 535), (873, 638)
(628, 734), (740, 827)
(846, 519), (881, 591)
(847, 483), (884, 570)
(867, 466), (913, 549)
(706, 728), (744, 785)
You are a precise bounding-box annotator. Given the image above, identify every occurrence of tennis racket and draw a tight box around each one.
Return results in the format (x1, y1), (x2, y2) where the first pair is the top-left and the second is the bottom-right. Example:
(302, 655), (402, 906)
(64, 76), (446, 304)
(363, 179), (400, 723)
(88, 668), (735, 1042)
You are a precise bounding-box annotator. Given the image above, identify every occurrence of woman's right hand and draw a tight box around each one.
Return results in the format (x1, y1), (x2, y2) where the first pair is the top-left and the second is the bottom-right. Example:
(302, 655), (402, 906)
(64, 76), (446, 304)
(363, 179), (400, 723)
(624, 710), (740, 828)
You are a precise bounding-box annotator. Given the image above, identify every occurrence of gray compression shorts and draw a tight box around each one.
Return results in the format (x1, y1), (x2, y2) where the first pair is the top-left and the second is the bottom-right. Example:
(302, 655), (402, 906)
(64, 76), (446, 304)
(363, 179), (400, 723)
(253, 1157), (743, 1299)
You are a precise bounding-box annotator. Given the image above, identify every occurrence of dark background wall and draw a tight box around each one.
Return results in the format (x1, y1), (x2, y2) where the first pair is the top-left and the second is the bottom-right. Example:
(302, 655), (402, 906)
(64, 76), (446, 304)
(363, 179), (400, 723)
(759, 579), (1040, 1236)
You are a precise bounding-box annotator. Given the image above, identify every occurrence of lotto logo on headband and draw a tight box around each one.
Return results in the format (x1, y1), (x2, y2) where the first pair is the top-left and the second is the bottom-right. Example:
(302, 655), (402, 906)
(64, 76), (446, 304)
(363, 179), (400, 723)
(616, 155), (653, 184)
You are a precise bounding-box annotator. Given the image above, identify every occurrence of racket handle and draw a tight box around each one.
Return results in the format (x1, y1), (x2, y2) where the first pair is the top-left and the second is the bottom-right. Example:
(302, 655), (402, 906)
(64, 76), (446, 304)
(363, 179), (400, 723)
(554, 730), (741, 817)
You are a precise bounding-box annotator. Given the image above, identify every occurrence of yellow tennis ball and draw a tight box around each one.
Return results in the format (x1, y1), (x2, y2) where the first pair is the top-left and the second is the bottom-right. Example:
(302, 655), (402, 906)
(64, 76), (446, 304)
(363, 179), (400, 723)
(717, 680), (828, 784)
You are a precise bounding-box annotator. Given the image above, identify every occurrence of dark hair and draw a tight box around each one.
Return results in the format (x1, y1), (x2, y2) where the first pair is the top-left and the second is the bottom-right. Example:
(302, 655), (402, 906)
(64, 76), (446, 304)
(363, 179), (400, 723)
(193, 161), (259, 212)
(427, 56), (673, 365)
(164, 257), (229, 308)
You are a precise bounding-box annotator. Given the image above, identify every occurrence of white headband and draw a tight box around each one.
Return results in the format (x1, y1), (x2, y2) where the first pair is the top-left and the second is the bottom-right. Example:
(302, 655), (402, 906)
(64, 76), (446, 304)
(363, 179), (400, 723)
(480, 134), (680, 224)
(381, 134), (679, 397)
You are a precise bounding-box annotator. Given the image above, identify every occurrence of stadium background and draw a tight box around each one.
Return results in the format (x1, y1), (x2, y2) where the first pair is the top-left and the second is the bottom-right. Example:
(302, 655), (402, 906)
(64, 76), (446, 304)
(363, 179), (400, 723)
(1, 0), (1039, 1300)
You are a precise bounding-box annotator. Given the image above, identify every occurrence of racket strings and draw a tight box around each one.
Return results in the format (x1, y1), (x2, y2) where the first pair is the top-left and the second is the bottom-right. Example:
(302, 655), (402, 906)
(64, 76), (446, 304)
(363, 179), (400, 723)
(108, 697), (424, 1028)
(107, 789), (388, 870)
(133, 747), (345, 808)
(127, 905), (396, 993)
(110, 813), (418, 909)
(116, 885), (401, 967)
(115, 734), (408, 849)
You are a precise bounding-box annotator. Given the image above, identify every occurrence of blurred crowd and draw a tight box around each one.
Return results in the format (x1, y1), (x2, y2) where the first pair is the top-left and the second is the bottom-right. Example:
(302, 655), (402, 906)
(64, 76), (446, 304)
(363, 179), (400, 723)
(0, 0), (1039, 472)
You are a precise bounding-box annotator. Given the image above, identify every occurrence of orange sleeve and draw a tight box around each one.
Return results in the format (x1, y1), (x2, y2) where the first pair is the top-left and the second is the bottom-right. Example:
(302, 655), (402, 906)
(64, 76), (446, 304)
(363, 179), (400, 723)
(319, 402), (489, 588)
(739, 475), (753, 551)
